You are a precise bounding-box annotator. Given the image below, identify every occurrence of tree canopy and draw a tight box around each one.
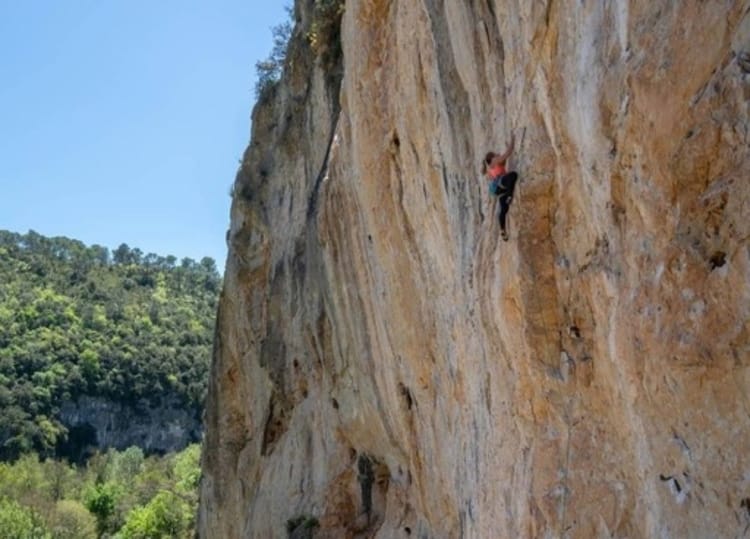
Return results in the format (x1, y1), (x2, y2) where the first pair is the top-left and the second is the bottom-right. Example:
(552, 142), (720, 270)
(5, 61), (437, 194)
(0, 443), (201, 538)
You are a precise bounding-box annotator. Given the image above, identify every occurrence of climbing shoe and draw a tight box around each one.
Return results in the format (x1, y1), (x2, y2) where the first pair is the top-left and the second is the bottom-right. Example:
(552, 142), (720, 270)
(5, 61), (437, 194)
(501, 229), (509, 241)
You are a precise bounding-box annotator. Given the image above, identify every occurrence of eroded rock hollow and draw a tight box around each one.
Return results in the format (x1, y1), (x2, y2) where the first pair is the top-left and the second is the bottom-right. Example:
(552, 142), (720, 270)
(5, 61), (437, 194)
(199, 1), (750, 537)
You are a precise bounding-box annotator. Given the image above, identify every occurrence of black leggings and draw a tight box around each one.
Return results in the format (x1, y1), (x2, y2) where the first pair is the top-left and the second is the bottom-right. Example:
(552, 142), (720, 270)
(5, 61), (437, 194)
(495, 172), (518, 232)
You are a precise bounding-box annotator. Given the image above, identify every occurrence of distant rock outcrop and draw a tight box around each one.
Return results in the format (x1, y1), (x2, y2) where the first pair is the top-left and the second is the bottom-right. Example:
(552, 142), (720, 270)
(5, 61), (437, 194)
(59, 396), (201, 460)
(199, 1), (750, 537)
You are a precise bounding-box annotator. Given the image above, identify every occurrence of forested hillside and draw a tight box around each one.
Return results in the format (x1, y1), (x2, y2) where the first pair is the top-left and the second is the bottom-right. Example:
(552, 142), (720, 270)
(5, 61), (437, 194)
(0, 230), (220, 461)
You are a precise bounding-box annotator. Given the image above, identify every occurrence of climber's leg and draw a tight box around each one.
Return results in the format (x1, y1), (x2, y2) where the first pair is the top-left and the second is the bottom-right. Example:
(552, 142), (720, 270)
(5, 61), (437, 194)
(500, 172), (518, 194)
(498, 195), (511, 241)
(497, 172), (518, 241)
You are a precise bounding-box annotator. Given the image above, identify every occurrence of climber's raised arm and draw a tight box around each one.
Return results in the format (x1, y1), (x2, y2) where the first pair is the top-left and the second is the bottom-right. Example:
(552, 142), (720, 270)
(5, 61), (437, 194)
(494, 133), (515, 165)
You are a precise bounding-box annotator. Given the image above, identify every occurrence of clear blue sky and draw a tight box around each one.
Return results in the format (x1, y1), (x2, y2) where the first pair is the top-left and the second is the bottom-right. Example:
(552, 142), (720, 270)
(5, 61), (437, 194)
(0, 1), (289, 270)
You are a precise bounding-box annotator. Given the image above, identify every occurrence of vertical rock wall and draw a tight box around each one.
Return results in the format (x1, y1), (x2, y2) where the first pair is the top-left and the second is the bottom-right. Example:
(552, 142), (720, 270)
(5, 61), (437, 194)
(199, 1), (750, 537)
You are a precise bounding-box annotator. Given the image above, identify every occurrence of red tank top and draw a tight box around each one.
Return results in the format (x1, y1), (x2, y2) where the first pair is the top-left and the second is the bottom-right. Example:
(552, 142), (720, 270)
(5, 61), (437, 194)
(488, 162), (506, 178)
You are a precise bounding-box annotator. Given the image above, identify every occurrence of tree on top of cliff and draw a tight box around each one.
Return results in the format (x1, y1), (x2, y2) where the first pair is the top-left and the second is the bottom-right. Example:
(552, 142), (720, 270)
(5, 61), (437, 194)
(255, 6), (294, 99)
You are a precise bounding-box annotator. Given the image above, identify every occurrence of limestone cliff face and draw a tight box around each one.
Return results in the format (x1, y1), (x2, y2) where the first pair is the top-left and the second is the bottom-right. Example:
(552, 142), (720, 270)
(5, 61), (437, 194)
(198, 1), (750, 537)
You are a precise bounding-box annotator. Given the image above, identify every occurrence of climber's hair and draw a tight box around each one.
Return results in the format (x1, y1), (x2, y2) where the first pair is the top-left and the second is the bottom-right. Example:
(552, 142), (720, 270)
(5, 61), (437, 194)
(481, 152), (495, 175)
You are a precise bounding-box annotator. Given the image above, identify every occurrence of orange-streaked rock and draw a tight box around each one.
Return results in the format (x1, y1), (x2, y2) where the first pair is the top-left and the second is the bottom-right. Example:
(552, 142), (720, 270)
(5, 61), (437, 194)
(199, 1), (750, 537)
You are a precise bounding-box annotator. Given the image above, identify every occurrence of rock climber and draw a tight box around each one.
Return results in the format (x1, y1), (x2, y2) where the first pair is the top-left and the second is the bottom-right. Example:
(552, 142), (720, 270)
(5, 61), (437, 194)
(482, 134), (518, 241)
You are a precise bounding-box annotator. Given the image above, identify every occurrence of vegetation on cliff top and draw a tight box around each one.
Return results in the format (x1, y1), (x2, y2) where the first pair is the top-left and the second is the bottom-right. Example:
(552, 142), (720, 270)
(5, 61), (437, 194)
(0, 229), (220, 461)
(254, 6), (293, 98)
(254, 0), (345, 99)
